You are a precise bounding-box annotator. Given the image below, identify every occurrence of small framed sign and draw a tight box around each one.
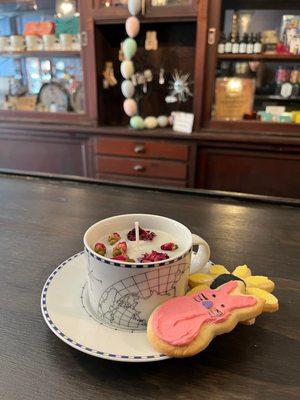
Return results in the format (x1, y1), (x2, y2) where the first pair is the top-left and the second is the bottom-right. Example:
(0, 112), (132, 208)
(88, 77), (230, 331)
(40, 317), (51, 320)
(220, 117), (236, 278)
(172, 112), (194, 134)
(214, 77), (255, 121)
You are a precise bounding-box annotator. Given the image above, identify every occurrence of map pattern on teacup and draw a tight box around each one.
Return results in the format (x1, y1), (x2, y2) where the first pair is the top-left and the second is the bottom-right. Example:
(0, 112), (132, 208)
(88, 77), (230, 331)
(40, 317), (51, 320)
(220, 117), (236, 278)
(97, 262), (190, 330)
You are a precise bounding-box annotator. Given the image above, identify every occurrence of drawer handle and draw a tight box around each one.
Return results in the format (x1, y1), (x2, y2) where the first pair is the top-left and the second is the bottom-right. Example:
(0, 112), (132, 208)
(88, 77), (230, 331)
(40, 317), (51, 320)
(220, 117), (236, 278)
(134, 145), (145, 154)
(133, 164), (145, 172)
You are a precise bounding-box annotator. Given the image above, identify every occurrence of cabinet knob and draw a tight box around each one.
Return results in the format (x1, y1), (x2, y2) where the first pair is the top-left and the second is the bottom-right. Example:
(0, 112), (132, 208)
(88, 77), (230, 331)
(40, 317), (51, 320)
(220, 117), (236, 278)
(133, 164), (145, 172)
(134, 145), (145, 154)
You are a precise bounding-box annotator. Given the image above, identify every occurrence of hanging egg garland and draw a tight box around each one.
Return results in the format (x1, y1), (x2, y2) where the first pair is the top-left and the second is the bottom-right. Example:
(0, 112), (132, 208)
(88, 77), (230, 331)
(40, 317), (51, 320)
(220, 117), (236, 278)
(121, 3), (170, 130)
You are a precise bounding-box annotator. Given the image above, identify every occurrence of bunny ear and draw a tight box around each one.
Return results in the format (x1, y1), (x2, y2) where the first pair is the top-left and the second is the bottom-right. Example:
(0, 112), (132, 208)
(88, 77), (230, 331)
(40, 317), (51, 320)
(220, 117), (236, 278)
(217, 280), (238, 295)
(229, 294), (257, 309)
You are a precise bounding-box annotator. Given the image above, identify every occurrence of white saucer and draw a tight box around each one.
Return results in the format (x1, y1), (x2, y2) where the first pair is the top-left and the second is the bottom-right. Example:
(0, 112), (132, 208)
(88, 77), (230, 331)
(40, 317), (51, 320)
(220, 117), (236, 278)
(41, 251), (213, 362)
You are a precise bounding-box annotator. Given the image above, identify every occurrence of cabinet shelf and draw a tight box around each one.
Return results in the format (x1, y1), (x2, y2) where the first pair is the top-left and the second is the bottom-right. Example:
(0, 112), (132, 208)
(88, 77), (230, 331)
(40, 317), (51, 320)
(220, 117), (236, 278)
(255, 95), (300, 102)
(0, 50), (81, 58)
(217, 53), (300, 62)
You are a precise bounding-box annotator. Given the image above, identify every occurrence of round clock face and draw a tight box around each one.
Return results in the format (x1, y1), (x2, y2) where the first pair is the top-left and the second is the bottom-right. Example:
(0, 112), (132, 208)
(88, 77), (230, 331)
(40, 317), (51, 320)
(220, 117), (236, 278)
(38, 82), (69, 112)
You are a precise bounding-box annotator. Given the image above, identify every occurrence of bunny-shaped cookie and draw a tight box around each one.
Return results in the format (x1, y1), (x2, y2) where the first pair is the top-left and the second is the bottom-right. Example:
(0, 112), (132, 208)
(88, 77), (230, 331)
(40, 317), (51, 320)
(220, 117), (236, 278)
(147, 280), (265, 357)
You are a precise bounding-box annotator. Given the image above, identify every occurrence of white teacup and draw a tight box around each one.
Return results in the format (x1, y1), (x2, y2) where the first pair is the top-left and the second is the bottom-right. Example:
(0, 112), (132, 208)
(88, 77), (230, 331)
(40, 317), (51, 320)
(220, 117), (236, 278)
(25, 35), (42, 51)
(9, 35), (25, 51)
(84, 214), (210, 331)
(0, 36), (9, 51)
(59, 33), (74, 50)
(42, 34), (57, 51)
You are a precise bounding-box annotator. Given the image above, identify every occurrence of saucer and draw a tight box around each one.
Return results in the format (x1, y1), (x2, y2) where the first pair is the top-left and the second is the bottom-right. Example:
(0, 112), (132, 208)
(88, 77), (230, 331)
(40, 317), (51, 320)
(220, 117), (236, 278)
(41, 251), (213, 362)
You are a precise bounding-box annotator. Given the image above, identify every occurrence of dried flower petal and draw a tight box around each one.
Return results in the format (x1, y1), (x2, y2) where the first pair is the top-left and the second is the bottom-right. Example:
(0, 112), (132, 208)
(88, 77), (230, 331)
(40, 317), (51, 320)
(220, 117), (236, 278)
(112, 254), (135, 263)
(161, 242), (178, 251)
(108, 232), (121, 245)
(139, 251), (169, 263)
(127, 226), (156, 241)
(94, 242), (106, 256)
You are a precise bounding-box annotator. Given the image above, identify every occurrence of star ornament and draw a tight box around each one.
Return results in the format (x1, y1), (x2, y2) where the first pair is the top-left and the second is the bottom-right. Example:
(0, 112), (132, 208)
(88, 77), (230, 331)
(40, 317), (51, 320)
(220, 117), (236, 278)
(167, 69), (193, 103)
(188, 264), (279, 315)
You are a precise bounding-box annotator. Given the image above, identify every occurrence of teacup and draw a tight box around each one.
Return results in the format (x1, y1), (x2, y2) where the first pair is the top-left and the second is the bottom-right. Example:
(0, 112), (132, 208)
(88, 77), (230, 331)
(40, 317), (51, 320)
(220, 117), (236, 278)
(0, 36), (9, 51)
(25, 35), (42, 51)
(9, 35), (25, 51)
(42, 34), (58, 51)
(84, 214), (210, 331)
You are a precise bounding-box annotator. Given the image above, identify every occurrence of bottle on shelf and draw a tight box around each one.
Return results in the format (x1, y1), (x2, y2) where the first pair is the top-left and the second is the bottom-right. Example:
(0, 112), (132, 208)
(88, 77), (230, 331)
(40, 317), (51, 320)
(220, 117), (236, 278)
(217, 32), (226, 54)
(246, 33), (254, 54)
(290, 67), (299, 97)
(232, 34), (240, 54)
(254, 33), (262, 54)
(239, 33), (248, 54)
(224, 33), (233, 54)
(275, 66), (286, 95)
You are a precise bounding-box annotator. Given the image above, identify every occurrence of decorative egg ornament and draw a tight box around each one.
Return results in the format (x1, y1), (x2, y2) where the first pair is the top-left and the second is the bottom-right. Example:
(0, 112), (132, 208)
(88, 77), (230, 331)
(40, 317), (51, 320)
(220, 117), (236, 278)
(121, 80), (135, 98)
(123, 98), (137, 116)
(157, 115), (169, 127)
(125, 16), (140, 38)
(144, 116), (158, 129)
(128, 0), (142, 15)
(130, 115), (144, 129)
(123, 38), (137, 60)
(120, 60), (134, 79)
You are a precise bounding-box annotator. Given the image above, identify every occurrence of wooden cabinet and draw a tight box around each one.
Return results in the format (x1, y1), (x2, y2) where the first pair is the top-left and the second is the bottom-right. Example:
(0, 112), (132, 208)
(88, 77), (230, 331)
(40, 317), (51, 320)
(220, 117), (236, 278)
(0, 130), (92, 177)
(94, 136), (192, 186)
(197, 144), (300, 198)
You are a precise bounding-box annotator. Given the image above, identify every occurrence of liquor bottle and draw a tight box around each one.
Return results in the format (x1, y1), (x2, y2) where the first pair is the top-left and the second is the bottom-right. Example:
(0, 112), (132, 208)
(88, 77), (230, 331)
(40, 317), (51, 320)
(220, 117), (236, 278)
(254, 33), (262, 54)
(290, 67), (299, 97)
(275, 66), (286, 95)
(239, 33), (248, 54)
(246, 33), (254, 54)
(224, 33), (232, 54)
(217, 32), (226, 54)
(232, 34), (240, 54)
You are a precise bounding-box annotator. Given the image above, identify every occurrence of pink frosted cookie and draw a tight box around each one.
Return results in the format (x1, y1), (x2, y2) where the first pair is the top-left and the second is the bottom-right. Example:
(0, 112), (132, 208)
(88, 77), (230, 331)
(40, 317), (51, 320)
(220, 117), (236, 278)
(147, 281), (265, 357)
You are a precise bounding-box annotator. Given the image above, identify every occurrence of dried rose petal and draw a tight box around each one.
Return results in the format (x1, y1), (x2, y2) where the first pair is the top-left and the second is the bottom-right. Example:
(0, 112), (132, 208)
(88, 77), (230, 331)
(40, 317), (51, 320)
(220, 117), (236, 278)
(108, 232), (121, 245)
(112, 254), (135, 263)
(139, 251), (169, 263)
(161, 242), (178, 251)
(94, 242), (106, 256)
(127, 227), (156, 241)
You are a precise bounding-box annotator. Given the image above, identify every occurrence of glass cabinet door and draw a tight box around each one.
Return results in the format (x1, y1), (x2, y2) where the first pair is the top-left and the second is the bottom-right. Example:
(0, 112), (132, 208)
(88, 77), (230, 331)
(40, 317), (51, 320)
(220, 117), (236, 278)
(0, 0), (87, 121)
(146, 0), (197, 18)
(91, 0), (129, 20)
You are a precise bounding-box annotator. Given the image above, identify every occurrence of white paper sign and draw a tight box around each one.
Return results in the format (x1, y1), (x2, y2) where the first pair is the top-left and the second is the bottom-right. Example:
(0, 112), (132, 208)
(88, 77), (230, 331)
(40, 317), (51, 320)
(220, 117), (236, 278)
(172, 112), (194, 134)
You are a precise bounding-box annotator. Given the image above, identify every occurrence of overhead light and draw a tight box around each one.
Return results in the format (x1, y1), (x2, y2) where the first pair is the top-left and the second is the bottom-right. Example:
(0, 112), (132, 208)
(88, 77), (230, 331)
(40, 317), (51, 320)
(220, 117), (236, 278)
(56, 0), (76, 18)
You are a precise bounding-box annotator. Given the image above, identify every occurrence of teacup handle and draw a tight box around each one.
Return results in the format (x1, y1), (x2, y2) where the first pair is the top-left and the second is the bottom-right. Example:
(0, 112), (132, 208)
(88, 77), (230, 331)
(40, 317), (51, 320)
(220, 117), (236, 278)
(190, 234), (211, 274)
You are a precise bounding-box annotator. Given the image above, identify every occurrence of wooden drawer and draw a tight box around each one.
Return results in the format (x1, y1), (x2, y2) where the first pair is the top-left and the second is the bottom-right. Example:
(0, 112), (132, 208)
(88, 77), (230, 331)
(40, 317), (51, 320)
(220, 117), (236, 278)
(95, 137), (189, 161)
(96, 156), (187, 180)
(96, 173), (188, 187)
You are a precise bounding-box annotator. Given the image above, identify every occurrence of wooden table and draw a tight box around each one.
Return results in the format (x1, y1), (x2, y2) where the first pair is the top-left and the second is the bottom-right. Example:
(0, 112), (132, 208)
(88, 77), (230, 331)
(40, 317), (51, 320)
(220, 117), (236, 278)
(0, 172), (299, 400)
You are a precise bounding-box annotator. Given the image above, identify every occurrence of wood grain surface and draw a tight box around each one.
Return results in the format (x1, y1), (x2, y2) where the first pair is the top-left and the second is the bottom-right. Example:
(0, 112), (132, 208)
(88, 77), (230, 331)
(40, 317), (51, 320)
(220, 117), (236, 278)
(0, 174), (299, 400)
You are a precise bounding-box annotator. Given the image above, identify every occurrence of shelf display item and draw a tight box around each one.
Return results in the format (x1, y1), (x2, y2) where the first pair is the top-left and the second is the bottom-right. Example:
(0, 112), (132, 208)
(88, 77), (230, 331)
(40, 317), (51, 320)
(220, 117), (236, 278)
(125, 16), (140, 38)
(37, 81), (70, 112)
(167, 69), (193, 103)
(25, 35), (43, 51)
(70, 83), (85, 113)
(102, 61), (117, 89)
(24, 21), (55, 37)
(145, 31), (158, 51)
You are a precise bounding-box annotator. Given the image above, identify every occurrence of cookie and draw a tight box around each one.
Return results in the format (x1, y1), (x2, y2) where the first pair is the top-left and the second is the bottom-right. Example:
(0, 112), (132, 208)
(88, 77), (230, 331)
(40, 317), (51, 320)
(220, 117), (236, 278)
(188, 264), (278, 313)
(147, 281), (265, 358)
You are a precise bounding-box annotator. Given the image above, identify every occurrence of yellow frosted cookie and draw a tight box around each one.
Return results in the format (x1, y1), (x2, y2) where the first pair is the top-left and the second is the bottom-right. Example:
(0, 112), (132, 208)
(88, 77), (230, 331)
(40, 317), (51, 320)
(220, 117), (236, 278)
(232, 265), (252, 279)
(244, 276), (275, 293)
(188, 273), (213, 288)
(246, 287), (279, 312)
(209, 264), (230, 276)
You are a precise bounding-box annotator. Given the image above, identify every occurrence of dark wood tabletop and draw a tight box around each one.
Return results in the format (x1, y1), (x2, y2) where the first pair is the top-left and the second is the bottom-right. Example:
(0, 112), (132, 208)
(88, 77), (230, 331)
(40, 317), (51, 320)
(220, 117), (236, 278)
(0, 173), (299, 400)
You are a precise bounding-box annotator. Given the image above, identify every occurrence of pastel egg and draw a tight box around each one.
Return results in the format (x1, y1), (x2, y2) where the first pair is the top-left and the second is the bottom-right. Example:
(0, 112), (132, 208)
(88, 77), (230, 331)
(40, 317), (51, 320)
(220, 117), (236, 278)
(123, 98), (137, 116)
(128, 0), (141, 15)
(121, 80), (135, 98)
(123, 38), (137, 60)
(130, 115), (144, 129)
(120, 60), (134, 79)
(157, 115), (169, 127)
(144, 116), (158, 129)
(125, 16), (140, 38)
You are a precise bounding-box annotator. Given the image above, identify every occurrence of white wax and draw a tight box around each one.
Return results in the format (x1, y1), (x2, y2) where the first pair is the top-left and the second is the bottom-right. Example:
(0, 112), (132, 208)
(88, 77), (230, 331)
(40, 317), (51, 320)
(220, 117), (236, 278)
(97, 228), (182, 261)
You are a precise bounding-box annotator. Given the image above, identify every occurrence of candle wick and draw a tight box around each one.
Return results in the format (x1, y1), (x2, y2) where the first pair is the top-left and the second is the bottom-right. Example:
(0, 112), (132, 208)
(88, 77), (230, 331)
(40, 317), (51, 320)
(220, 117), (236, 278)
(135, 221), (139, 249)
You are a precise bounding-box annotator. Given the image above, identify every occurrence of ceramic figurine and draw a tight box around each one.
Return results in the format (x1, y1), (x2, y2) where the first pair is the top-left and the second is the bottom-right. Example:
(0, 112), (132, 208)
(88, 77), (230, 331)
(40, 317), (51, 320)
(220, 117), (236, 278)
(145, 31), (158, 51)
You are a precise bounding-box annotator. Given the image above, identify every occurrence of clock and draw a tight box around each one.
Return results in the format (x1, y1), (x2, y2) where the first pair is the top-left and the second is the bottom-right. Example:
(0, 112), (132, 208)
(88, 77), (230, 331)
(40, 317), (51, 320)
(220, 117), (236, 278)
(37, 81), (71, 112)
